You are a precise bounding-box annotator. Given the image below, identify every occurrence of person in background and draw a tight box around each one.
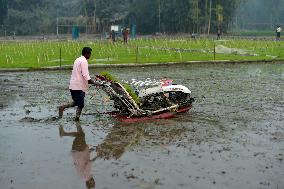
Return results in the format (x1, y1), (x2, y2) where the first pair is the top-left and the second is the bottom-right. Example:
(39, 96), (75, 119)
(59, 122), (96, 189)
(276, 25), (282, 41)
(122, 28), (129, 44)
(59, 47), (102, 121)
(111, 30), (116, 42)
(217, 29), (221, 40)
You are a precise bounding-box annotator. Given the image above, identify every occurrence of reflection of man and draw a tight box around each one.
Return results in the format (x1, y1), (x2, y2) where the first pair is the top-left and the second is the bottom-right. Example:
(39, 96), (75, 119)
(59, 122), (95, 189)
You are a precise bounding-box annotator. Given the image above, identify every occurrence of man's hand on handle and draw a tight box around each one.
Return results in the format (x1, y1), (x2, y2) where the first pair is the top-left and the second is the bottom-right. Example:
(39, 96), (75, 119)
(88, 78), (106, 87)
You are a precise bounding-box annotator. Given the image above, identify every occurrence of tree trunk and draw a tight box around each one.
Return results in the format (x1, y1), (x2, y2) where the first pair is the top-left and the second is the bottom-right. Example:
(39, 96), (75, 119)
(207, 0), (212, 35)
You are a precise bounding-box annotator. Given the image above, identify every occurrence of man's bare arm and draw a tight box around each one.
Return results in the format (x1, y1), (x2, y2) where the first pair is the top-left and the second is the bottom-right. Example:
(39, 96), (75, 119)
(88, 78), (102, 86)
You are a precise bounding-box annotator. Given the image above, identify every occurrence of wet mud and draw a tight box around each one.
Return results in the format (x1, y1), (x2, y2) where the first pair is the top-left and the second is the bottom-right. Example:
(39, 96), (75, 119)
(0, 62), (284, 189)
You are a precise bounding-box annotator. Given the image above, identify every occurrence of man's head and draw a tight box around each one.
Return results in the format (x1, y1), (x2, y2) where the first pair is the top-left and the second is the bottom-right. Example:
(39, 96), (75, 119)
(82, 47), (92, 60)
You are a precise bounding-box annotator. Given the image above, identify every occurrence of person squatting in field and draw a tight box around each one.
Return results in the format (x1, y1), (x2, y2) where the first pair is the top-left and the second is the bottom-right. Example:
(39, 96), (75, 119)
(59, 47), (102, 121)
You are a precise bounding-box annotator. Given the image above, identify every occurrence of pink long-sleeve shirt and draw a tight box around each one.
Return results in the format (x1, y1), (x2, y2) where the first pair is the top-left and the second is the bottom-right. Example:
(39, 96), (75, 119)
(69, 56), (91, 92)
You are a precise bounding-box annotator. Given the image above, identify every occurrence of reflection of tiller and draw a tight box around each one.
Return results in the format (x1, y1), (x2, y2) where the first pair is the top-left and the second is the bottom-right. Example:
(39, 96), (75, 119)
(96, 75), (194, 120)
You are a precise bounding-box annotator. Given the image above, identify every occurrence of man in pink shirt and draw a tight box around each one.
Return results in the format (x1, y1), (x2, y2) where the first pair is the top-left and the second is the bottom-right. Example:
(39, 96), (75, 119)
(59, 47), (101, 121)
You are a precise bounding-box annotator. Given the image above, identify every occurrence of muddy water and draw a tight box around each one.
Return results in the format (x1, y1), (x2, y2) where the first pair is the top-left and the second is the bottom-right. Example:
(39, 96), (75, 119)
(0, 62), (283, 189)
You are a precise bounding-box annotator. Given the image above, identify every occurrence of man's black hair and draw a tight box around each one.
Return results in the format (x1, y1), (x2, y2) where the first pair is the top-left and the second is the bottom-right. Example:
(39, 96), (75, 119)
(82, 47), (92, 56)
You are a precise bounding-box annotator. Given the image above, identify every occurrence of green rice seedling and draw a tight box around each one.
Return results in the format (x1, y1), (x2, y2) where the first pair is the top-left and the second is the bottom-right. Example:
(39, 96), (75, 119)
(100, 71), (140, 104)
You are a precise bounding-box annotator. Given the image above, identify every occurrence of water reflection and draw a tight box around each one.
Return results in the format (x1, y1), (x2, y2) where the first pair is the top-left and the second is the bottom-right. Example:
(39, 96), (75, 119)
(96, 122), (144, 160)
(57, 115), (228, 189)
(59, 122), (96, 189)
(95, 120), (189, 160)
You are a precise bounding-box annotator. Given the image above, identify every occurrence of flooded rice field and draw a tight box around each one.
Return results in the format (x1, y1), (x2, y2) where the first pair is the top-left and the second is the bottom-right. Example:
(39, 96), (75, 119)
(0, 62), (284, 189)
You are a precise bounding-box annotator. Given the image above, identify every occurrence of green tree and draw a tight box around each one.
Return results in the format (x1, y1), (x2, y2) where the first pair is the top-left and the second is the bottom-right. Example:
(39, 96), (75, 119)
(5, 0), (54, 35)
(189, 0), (201, 33)
(0, 0), (8, 25)
(216, 3), (223, 32)
(0, 0), (244, 35)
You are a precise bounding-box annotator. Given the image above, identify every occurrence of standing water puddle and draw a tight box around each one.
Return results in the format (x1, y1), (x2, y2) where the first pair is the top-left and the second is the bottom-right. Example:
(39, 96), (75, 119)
(0, 62), (283, 189)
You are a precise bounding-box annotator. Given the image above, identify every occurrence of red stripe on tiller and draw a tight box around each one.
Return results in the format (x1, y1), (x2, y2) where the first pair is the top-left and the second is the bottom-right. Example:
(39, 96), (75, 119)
(110, 105), (192, 123)
(177, 104), (192, 113)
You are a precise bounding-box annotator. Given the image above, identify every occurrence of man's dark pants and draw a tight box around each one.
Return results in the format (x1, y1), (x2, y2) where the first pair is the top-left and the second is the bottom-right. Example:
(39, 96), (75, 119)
(70, 90), (85, 108)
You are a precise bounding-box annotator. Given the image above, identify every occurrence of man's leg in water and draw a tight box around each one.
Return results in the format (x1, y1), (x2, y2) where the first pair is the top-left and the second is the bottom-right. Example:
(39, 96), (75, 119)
(75, 107), (83, 121)
(59, 102), (75, 118)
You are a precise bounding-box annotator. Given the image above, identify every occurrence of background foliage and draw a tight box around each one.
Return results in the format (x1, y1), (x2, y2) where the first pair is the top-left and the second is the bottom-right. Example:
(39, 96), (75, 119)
(0, 0), (247, 35)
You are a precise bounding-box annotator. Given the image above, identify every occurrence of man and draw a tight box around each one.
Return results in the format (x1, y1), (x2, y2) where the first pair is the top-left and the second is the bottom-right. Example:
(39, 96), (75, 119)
(217, 29), (221, 40)
(276, 25), (282, 41)
(122, 28), (129, 44)
(111, 30), (116, 42)
(59, 47), (101, 121)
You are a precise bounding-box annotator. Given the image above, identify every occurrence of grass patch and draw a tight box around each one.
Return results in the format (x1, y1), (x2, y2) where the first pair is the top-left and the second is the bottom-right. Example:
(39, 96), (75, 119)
(0, 38), (284, 68)
(228, 30), (274, 37)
